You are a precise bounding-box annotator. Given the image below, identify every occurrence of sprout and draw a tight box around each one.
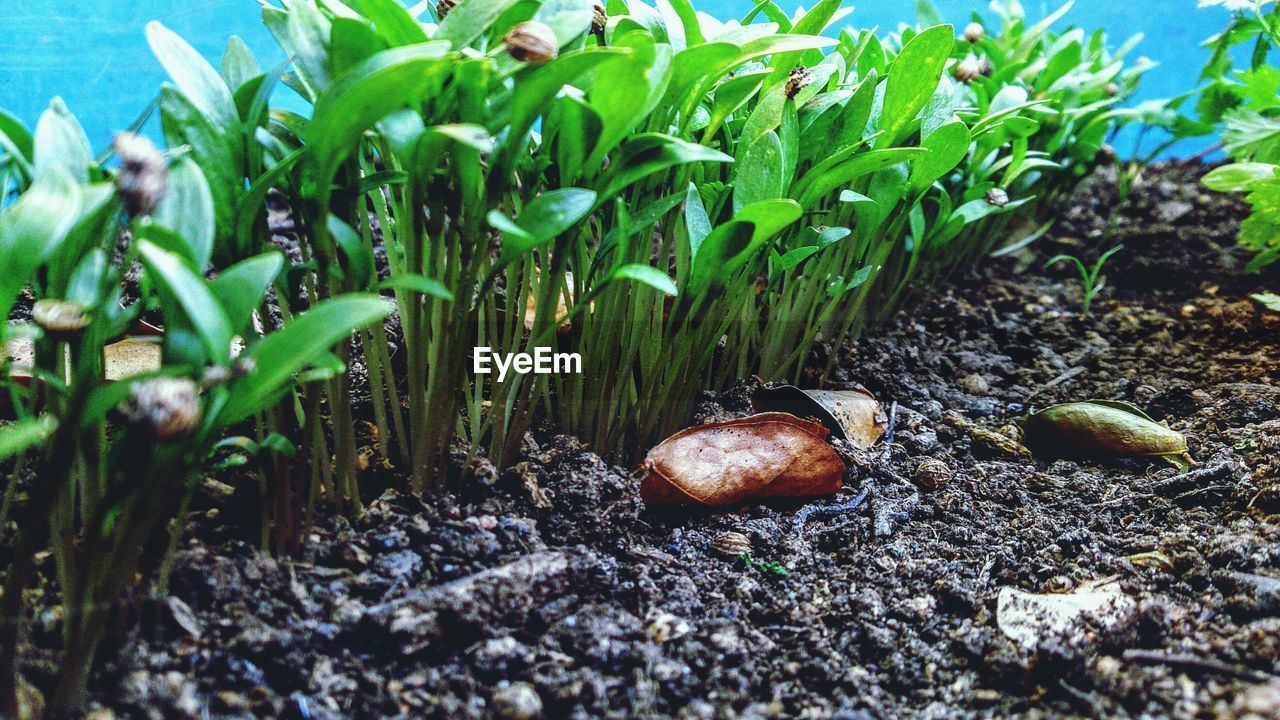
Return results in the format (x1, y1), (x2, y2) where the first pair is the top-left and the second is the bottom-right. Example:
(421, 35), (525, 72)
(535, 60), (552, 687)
(435, 0), (456, 20)
(954, 57), (982, 84)
(112, 132), (168, 218)
(963, 22), (985, 43)
(118, 377), (202, 443)
(32, 300), (90, 340)
(502, 21), (559, 64)
(785, 67), (813, 99)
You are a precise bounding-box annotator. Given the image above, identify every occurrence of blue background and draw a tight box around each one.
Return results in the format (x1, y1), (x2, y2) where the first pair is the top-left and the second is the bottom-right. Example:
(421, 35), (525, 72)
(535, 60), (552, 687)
(0, 1), (1235, 156)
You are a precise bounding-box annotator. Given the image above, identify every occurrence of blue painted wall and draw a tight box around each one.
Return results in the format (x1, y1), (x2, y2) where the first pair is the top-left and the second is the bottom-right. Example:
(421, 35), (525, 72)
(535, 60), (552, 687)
(0, 1), (1235, 156)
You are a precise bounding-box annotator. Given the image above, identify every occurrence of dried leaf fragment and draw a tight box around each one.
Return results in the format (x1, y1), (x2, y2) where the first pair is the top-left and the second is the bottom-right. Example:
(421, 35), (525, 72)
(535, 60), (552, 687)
(996, 578), (1136, 650)
(640, 412), (844, 507)
(1020, 400), (1193, 468)
(752, 385), (886, 447)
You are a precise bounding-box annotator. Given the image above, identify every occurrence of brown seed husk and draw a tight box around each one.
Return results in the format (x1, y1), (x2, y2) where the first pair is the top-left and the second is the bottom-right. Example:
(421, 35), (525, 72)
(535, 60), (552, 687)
(751, 385), (886, 447)
(1020, 400), (1193, 466)
(640, 412), (844, 507)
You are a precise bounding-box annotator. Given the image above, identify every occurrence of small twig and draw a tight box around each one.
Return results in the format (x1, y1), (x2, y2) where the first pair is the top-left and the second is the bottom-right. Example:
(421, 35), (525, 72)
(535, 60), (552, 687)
(1123, 649), (1276, 684)
(792, 490), (870, 533)
(1188, 140), (1225, 164)
(883, 402), (899, 444)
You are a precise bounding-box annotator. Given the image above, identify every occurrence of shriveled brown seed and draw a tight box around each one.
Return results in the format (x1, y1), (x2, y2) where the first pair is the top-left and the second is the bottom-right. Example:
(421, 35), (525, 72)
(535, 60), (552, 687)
(503, 21), (559, 64)
(435, 0), (456, 20)
(986, 187), (1010, 207)
(113, 132), (168, 217)
(712, 531), (752, 556)
(785, 67), (813, 99)
(118, 377), (201, 443)
(954, 57), (982, 83)
(591, 1), (607, 36)
(914, 459), (951, 490)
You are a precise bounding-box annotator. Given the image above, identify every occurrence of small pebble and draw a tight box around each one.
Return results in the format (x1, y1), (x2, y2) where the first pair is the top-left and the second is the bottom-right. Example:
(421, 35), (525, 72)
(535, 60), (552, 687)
(492, 682), (543, 720)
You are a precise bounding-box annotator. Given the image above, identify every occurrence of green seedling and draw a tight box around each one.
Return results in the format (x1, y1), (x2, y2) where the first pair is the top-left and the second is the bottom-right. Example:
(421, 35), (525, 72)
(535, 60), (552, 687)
(739, 553), (790, 577)
(1045, 245), (1124, 315)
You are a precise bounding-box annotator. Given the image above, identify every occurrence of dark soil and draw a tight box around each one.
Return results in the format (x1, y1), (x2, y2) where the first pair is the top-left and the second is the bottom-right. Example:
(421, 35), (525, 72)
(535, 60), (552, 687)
(17, 161), (1280, 719)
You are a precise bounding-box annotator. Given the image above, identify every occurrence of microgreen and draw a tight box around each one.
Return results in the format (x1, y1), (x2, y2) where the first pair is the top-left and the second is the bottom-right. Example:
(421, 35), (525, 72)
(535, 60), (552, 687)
(739, 553), (790, 577)
(1045, 245), (1124, 315)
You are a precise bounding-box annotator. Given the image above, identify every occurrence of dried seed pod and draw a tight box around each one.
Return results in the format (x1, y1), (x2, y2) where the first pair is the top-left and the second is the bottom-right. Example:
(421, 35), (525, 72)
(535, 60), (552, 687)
(712, 531), (752, 556)
(986, 187), (1010, 207)
(1104, 82), (1121, 97)
(963, 22), (985, 43)
(201, 365), (233, 389)
(32, 299), (89, 340)
(954, 57), (982, 84)
(977, 57), (993, 77)
(914, 459), (951, 490)
(640, 412), (844, 507)
(118, 377), (202, 443)
(503, 21), (559, 64)
(113, 132), (168, 217)
(435, 0), (457, 20)
(591, 1), (607, 36)
(1019, 400), (1193, 467)
(751, 384), (886, 448)
(232, 357), (257, 379)
(785, 67), (813, 99)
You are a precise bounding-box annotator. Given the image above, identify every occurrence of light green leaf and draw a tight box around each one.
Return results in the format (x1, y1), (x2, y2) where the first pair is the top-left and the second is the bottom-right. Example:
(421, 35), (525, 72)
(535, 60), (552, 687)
(878, 25), (953, 147)
(154, 157), (216, 270)
(210, 252), (284, 336)
(147, 22), (241, 137)
(33, 99), (92, 182)
(735, 131), (785, 211)
(220, 294), (391, 424)
(1203, 163), (1279, 193)
(138, 240), (234, 365)
(610, 264), (678, 296)
(436, 0), (523, 48)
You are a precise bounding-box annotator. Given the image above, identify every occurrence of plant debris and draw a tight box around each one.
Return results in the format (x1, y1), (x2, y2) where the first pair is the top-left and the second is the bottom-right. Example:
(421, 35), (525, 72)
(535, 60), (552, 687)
(1019, 400), (1194, 467)
(996, 578), (1137, 651)
(639, 412), (844, 507)
(751, 384), (887, 447)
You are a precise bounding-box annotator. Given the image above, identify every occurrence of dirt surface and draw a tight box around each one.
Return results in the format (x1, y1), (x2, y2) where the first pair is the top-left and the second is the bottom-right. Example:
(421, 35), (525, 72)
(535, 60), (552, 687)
(15, 161), (1280, 719)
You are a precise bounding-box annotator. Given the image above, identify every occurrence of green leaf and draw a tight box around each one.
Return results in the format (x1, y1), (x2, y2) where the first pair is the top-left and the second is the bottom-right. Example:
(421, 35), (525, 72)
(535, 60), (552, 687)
(491, 47), (630, 179)
(219, 295), (391, 424)
(878, 24), (953, 147)
(328, 215), (376, 289)
(494, 188), (597, 270)
(138, 240), (234, 365)
(153, 157), (216, 270)
(436, 0), (523, 49)
(0, 415), (58, 462)
(1224, 110), (1280, 163)
(794, 148), (926, 210)
(147, 22), (242, 137)
(909, 120), (970, 196)
(1252, 292), (1280, 312)
(158, 87), (240, 258)
(684, 182), (712, 263)
(33, 99), (92, 182)
(376, 273), (455, 300)
(0, 167), (79, 319)
(210, 252), (284, 336)
(347, 0), (432, 46)
(586, 30), (674, 169)
(609, 264), (678, 296)
(689, 199), (802, 293)
(735, 131), (785, 210)
(308, 43), (452, 191)
(221, 36), (262, 91)
(598, 133), (733, 200)
(1203, 163), (1279, 193)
